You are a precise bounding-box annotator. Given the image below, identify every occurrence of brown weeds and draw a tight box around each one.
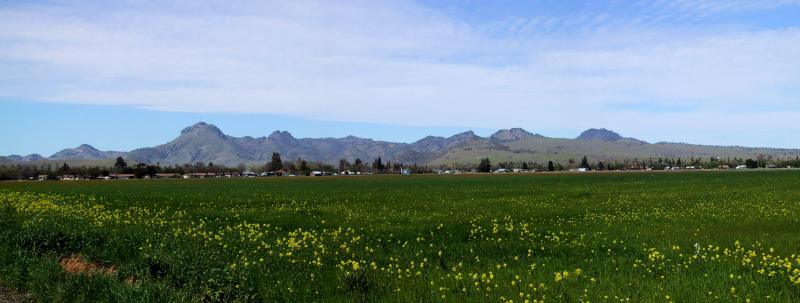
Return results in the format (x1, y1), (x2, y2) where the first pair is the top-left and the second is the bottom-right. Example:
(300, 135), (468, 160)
(59, 255), (117, 276)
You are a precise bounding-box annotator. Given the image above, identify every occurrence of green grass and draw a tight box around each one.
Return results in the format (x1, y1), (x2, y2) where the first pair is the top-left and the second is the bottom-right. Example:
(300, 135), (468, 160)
(1, 171), (800, 302)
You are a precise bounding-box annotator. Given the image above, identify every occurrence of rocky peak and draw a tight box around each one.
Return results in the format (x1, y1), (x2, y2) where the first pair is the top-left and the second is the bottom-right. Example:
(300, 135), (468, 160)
(180, 122), (225, 138)
(23, 154), (44, 161)
(576, 128), (623, 141)
(76, 144), (100, 151)
(268, 130), (296, 142)
(450, 130), (478, 141)
(490, 128), (536, 141)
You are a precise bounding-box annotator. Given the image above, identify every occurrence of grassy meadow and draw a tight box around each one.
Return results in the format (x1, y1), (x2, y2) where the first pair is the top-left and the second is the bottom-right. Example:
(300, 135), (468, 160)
(1, 171), (799, 302)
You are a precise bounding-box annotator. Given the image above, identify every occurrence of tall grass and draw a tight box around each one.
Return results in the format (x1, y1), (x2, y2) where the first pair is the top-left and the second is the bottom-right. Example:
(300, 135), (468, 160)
(1, 171), (799, 302)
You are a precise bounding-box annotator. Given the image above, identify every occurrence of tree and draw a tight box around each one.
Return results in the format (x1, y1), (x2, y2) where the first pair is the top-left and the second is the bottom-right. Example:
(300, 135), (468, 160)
(580, 156), (590, 170)
(145, 165), (159, 177)
(299, 160), (311, 175)
(478, 157), (492, 172)
(372, 156), (385, 172)
(354, 158), (364, 172)
(58, 162), (71, 175)
(267, 152), (283, 172)
(745, 159), (758, 169)
(134, 163), (147, 179)
(339, 159), (350, 172)
(522, 162), (529, 170)
(547, 161), (555, 172)
(114, 157), (127, 173)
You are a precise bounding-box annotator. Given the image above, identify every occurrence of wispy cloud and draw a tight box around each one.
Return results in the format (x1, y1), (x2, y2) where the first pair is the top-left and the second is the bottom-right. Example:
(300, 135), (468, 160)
(0, 0), (799, 147)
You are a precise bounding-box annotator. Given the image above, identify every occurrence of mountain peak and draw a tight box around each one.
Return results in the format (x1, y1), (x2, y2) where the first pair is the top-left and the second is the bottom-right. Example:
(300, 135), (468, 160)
(451, 130), (477, 139)
(24, 154), (44, 161)
(77, 144), (99, 151)
(50, 144), (116, 160)
(268, 130), (296, 142)
(490, 128), (536, 141)
(181, 122), (224, 137)
(576, 128), (623, 141)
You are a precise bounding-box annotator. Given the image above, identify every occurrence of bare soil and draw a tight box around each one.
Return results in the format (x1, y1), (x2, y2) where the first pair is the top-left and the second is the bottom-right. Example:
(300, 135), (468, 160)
(0, 285), (30, 303)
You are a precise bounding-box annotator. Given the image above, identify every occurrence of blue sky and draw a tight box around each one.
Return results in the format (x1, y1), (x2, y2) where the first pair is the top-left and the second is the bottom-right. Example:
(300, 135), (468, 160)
(2, 0), (799, 155)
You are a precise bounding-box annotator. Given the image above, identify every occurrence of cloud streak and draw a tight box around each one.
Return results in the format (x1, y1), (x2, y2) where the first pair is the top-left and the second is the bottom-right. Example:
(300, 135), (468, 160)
(0, 0), (799, 147)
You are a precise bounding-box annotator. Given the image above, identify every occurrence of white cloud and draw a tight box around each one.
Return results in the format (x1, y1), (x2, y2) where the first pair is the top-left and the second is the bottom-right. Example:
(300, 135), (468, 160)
(0, 0), (799, 147)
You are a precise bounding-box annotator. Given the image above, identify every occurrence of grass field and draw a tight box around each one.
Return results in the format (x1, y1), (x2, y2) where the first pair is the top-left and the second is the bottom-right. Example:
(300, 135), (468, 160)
(1, 171), (799, 302)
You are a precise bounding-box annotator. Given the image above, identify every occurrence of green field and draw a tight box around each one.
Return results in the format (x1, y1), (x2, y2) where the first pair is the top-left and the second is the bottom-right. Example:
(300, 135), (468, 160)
(1, 171), (800, 302)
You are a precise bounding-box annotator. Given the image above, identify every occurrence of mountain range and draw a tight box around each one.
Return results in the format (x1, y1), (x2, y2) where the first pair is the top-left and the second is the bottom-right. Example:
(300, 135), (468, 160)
(3, 122), (800, 167)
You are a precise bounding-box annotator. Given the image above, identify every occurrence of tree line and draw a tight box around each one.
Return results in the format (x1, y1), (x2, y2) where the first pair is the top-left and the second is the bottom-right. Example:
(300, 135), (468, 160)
(1, 154), (799, 180)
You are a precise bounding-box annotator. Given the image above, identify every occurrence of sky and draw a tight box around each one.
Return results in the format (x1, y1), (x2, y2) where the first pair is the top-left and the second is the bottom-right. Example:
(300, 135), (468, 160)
(1, 0), (799, 155)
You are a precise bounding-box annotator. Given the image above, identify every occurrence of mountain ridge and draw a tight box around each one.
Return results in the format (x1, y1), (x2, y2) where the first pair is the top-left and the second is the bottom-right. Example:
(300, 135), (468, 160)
(5, 123), (800, 166)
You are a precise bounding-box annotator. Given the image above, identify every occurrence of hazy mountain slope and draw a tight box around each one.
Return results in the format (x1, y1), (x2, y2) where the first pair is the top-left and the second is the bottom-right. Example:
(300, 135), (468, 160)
(490, 128), (544, 141)
(23, 154), (45, 161)
(127, 122), (255, 165)
(5, 123), (800, 167)
(49, 144), (125, 160)
(126, 123), (420, 166)
(430, 135), (800, 165)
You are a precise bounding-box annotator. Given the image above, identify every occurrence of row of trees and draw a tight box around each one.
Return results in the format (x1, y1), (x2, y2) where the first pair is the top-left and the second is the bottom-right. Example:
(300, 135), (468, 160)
(1, 154), (798, 180)
(437, 155), (800, 172)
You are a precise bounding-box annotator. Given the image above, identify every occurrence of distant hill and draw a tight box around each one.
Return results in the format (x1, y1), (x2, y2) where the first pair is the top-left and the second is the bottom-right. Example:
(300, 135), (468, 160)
(576, 128), (624, 141)
(4, 154), (45, 162)
(4, 122), (800, 166)
(490, 128), (543, 141)
(49, 144), (125, 160)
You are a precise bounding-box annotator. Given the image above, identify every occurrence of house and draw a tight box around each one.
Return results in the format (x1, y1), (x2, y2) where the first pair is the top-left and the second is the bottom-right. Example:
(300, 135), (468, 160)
(59, 175), (79, 181)
(735, 165), (748, 170)
(242, 171), (257, 177)
(37, 175), (48, 181)
(494, 168), (509, 173)
(310, 171), (323, 176)
(400, 168), (412, 175)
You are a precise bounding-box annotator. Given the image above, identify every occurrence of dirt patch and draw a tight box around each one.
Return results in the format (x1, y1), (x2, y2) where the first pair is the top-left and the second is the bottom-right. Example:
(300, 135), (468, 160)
(59, 255), (117, 277)
(0, 285), (30, 303)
